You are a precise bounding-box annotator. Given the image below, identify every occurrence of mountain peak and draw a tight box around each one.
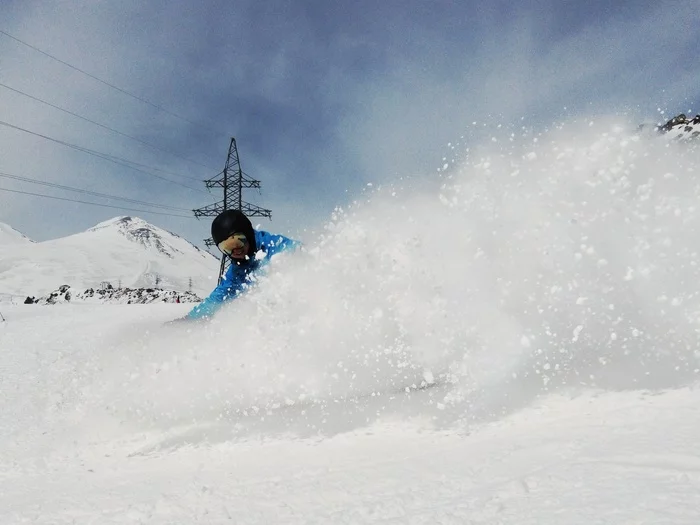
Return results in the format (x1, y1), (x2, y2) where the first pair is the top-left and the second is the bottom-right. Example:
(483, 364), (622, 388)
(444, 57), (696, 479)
(88, 216), (188, 258)
(89, 215), (149, 232)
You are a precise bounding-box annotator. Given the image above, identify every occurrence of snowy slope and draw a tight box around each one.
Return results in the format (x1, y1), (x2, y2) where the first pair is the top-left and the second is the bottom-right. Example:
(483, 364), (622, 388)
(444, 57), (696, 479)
(0, 216), (219, 298)
(1, 116), (700, 523)
(1, 307), (699, 522)
(0, 221), (33, 245)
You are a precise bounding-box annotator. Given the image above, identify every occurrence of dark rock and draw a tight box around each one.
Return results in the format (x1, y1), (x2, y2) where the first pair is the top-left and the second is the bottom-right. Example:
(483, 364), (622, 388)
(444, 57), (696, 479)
(32, 285), (202, 305)
(656, 113), (700, 141)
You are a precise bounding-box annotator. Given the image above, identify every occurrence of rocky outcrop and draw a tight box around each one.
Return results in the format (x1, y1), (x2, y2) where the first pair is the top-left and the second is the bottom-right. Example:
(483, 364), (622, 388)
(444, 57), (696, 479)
(28, 285), (201, 305)
(657, 113), (700, 141)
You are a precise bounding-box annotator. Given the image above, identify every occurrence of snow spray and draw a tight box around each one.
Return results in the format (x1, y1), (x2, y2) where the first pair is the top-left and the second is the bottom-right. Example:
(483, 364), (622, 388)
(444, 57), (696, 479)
(99, 116), (700, 428)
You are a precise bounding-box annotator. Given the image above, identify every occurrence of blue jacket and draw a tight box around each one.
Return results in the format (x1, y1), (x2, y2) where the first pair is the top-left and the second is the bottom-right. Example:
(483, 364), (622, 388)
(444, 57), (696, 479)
(186, 230), (300, 320)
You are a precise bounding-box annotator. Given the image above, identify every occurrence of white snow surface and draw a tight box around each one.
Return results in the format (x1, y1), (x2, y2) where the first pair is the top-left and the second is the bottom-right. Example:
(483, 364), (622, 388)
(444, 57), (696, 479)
(0, 216), (218, 300)
(2, 117), (700, 523)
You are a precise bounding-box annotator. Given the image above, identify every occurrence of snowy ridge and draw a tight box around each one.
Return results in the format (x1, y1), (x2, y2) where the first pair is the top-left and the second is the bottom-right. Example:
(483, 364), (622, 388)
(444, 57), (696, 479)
(87, 216), (210, 259)
(0, 215), (219, 299)
(0, 221), (33, 245)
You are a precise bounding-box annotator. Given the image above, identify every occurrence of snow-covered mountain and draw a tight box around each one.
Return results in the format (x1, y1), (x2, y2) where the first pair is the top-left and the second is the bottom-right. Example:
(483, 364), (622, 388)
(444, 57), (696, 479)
(0, 221), (34, 245)
(0, 216), (219, 300)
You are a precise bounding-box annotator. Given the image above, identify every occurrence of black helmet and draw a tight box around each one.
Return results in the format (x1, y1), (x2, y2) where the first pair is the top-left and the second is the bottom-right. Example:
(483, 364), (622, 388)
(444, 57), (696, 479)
(211, 210), (256, 256)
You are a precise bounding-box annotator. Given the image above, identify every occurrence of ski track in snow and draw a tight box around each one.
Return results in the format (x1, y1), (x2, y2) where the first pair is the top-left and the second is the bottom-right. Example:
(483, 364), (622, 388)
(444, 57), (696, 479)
(2, 117), (700, 523)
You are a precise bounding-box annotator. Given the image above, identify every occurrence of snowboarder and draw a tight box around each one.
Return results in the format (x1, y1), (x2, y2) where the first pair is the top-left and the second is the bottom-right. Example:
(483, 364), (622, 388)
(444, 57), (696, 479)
(183, 209), (300, 320)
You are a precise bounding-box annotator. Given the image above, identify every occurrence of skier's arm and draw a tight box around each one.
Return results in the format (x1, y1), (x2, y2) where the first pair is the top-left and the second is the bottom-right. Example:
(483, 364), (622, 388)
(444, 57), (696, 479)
(257, 231), (302, 256)
(185, 266), (245, 320)
(182, 232), (300, 321)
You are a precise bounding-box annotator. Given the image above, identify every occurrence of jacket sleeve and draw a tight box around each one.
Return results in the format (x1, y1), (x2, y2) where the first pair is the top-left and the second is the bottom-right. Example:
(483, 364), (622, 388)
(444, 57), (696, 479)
(185, 264), (247, 320)
(256, 231), (302, 257)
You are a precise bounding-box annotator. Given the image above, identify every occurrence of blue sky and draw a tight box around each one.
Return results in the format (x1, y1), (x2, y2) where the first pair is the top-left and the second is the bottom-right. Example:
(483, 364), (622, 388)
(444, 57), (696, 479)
(1, 0), (699, 248)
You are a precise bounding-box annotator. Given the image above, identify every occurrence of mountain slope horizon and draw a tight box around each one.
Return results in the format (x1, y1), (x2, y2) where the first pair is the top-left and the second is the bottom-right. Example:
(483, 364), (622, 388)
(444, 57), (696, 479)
(0, 215), (219, 299)
(0, 221), (34, 245)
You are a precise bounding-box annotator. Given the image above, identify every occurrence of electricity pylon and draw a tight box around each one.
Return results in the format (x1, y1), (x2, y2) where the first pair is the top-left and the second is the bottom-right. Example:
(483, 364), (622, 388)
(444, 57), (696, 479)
(193, 138), (272, 281)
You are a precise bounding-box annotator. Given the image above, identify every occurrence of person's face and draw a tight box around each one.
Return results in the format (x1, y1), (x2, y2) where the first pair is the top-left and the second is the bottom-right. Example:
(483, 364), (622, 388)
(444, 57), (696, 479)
(218, 232), (249, 259)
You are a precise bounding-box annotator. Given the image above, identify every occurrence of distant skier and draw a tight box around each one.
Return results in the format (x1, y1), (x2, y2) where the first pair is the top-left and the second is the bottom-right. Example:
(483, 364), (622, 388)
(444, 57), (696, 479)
(183, 210), (300, 320)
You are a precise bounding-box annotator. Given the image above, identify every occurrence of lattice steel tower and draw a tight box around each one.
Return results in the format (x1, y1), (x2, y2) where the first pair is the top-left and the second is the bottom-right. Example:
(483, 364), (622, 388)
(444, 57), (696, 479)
(193, 138), (272, 281)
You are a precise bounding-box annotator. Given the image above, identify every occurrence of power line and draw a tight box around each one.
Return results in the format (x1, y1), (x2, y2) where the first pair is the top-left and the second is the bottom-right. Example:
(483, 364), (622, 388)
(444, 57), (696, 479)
(0, 81), (219, 171)
(106, 157), (222, 183)
(0, 115), (207, 183)
(0, 119), (211, 195)
(0, 186), (195, 218)
(0, 28), (229, 139)
(0, 171), (191, 212)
